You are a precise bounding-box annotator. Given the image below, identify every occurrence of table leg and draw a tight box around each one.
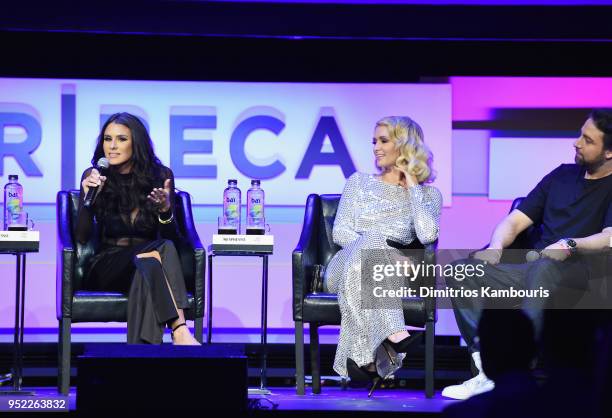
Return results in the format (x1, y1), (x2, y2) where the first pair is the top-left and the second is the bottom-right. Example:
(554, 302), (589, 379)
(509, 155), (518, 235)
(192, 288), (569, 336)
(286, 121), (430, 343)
(0, 253), (33, 396)
(207, 254), (213, 344)
(12, 253), (21, 391)
(260, 255), (269, 390)
(18, 254), (26, 391)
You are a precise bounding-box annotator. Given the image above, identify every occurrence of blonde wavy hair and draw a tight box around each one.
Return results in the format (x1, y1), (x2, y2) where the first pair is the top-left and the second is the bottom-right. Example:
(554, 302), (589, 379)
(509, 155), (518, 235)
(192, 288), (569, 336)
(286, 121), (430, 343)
(375, 116), (435, 184)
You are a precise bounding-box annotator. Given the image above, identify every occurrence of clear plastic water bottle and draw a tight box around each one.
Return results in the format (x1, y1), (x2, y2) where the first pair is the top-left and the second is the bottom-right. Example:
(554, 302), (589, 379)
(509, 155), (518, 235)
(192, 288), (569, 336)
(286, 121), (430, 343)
(246, 180), (265, 235)
(3, 175), (23, 231)
(222, 179), (241, 234)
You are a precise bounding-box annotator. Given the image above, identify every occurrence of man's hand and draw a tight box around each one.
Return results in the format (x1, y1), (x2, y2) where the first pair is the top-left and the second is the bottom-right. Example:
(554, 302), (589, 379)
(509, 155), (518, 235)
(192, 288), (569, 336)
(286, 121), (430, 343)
(472, 248), (503, 265)
(540, 241), (571, 262)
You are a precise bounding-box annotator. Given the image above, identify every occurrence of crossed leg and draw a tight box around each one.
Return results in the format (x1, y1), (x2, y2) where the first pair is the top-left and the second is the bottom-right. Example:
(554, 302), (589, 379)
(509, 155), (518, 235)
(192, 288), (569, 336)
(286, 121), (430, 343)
(136, 250), (200, 345)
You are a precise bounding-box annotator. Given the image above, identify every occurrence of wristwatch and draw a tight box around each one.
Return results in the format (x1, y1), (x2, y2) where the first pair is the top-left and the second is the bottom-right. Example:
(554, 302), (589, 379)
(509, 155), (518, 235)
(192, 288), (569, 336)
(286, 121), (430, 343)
(561, 238), (577, 253)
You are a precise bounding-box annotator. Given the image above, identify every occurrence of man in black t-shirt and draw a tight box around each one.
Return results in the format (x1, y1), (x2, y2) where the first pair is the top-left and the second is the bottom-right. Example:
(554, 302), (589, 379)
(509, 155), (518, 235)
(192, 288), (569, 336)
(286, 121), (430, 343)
(442, 108), (612, 400)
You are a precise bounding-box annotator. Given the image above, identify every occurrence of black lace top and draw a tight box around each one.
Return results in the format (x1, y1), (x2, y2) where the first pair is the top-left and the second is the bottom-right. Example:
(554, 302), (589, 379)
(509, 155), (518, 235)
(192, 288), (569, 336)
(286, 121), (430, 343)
(75, 167), (181, 246)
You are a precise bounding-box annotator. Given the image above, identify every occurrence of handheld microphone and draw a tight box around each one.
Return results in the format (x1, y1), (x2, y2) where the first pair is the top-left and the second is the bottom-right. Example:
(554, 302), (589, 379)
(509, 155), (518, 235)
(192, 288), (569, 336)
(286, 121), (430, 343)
(525, 250), (541, 262)
(83, 158), (109, 208)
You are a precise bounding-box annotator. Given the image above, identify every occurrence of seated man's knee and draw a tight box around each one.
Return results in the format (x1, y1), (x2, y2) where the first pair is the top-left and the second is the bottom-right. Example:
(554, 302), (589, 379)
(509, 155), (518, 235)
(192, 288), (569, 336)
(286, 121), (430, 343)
(527, 258), (561, 284)
(445, 258), (479, 289)
(445, 273), (462, 289)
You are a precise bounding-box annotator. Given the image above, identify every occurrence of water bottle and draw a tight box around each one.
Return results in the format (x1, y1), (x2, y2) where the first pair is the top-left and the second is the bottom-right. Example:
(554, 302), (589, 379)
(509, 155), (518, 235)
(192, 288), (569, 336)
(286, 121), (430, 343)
(222, 179), (241, 234)
(3, 175), (23, 231)
(246, 180), (265, 235)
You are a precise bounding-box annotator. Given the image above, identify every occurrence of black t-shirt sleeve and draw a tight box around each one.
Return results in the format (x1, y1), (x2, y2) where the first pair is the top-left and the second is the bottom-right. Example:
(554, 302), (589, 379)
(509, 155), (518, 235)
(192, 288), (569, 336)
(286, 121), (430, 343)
(516, 165), (562, 225)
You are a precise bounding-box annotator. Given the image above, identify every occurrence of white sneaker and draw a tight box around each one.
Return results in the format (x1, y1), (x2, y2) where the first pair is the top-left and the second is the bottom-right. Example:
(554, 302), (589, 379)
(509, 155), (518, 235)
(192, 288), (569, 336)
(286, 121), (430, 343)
(441, 352), (495, 400)
(442, 372), (495, 400)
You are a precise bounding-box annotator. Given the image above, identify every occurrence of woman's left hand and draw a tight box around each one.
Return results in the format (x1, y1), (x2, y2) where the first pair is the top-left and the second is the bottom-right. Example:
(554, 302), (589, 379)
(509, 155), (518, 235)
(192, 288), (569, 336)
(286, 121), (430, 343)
(148, 179), (172, 213)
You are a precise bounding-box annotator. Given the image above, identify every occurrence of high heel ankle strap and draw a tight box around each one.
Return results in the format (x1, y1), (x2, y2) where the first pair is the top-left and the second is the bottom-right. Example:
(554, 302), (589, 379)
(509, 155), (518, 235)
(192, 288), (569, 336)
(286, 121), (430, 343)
(171, 322), (187, 335)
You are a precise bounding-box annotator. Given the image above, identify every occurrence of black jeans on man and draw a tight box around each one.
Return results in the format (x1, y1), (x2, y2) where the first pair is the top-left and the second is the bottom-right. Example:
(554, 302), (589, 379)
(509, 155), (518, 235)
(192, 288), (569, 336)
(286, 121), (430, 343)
(446, 256), (590, 353)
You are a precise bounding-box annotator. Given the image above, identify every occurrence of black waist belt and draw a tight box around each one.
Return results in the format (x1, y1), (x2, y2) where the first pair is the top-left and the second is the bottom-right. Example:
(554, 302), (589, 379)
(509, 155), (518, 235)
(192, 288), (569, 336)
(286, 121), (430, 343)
(102, 237), (150, 247)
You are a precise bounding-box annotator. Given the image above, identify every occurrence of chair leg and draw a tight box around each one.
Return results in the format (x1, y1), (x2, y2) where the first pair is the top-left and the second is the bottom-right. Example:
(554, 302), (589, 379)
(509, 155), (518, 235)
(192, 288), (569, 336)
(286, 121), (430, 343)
(309, 323), (321, 394)
(194, 317), (203, 344)
(58, 318), (71, 395)
(295, 320), (305, 395)
(425, 320), (435, 398)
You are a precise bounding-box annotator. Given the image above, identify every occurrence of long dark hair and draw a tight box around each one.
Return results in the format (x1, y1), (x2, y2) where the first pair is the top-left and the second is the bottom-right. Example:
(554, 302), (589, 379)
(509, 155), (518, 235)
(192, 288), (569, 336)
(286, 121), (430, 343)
(91, 112), (166, 230)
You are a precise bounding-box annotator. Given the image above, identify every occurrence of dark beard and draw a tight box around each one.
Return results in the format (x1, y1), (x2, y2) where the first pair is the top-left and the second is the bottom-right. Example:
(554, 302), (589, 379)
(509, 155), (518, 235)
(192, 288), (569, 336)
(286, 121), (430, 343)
(578, 153), (606, 175)
(574, 154), (583, 165)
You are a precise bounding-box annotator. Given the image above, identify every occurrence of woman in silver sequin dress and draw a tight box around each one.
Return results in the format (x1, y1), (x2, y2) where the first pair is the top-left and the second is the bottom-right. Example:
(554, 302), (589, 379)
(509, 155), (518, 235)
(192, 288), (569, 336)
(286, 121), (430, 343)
(323, 116), (442, 384)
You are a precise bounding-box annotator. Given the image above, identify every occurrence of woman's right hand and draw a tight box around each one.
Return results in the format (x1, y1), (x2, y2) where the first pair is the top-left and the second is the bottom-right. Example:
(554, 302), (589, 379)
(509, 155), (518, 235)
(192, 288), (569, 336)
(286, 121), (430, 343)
(81, 168), (107, 196)
(393, 163), (419, 188)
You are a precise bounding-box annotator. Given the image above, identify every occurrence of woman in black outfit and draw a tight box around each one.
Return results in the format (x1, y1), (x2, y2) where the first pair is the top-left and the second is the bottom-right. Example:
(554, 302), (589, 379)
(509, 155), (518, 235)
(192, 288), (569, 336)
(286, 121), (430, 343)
(76, 112), (200, 345)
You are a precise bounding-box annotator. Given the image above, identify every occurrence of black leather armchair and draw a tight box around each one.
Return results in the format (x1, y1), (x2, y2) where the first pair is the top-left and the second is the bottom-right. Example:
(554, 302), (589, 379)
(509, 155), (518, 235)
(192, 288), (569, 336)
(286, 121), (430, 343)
(56, 190), (205, 395)
(293, 194), (437, 398)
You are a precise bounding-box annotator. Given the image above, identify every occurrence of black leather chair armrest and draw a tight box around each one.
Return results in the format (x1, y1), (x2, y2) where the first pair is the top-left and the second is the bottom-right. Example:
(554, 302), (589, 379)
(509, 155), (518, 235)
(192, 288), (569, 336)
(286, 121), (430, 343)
(56, 191), (75, 320)
(423, 240), (438, 322)
(292, 194), (321, 321)
(189, 246), (205, 318)
(176, 191), (205, 318)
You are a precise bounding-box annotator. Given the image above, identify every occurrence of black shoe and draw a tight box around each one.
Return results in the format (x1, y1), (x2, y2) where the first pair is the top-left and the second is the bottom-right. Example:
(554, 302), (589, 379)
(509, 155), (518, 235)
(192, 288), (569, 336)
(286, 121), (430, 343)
(346, 358), (382, 398)
(382, 333), (422, 353)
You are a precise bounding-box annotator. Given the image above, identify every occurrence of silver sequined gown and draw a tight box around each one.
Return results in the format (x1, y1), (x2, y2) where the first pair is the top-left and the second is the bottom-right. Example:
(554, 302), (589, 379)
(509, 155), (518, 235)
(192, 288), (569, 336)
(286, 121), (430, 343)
(323, 172), (442, 378)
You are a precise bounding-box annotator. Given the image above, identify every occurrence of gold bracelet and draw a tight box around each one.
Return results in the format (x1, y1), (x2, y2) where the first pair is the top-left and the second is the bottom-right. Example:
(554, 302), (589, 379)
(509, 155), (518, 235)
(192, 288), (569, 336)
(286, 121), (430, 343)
(158, 211), (174, 224)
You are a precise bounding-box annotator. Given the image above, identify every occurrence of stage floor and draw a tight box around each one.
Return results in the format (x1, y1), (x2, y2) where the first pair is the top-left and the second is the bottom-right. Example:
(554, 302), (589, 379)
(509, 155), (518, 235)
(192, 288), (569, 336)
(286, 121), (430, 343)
(249, 387), (457, 413)
(2, 386), (457, 414)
